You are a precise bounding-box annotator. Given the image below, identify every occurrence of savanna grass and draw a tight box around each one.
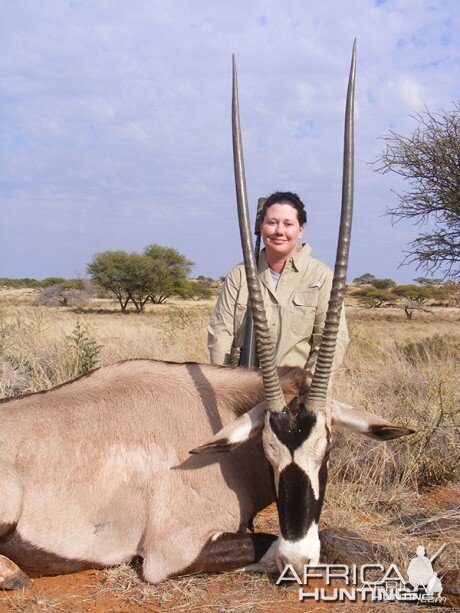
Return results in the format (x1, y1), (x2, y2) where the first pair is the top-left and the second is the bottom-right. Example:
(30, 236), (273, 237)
(0, 292), (459, 602)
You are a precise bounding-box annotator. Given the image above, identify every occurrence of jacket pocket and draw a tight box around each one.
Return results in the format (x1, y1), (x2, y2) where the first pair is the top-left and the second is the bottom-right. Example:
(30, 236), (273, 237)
(234, 294), (249, 346)
(291, 290), (318, 336)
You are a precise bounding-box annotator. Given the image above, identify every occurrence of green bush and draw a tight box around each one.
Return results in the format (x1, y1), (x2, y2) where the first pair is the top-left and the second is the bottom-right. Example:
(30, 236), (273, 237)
(65, 321), (103, 377)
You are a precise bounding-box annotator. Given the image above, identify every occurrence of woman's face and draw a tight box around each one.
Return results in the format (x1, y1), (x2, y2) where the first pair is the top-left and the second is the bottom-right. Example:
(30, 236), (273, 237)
(261, 203), (303, 259)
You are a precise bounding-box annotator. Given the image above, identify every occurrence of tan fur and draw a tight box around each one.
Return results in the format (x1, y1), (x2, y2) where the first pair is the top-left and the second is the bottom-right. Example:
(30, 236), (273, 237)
(0, 359), (305, 584)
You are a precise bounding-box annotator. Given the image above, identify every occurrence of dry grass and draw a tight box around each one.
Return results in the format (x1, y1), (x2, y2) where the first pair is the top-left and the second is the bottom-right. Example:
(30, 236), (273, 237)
(0, 298), (212, 397)
(0, 290), (459, 610)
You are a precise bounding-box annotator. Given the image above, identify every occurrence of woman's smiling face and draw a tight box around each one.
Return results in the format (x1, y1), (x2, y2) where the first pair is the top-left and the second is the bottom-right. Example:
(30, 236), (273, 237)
(261, 203), (304, 260)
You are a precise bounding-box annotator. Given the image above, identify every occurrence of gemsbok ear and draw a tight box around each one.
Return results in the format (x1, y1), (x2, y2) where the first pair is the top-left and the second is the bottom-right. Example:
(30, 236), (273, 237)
(189, 402), (266, 454)
(329, 400), (415, 441)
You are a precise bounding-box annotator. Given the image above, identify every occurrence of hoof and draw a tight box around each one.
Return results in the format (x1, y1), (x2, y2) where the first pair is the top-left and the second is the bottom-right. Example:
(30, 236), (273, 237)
(0, 555), (31, 590)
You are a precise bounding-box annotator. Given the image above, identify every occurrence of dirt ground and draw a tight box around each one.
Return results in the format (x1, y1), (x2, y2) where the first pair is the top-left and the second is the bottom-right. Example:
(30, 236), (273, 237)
(1, 491), (458, 613)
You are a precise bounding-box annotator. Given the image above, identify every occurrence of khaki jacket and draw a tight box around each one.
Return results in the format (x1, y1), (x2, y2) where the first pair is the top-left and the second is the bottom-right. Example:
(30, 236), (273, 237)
(208, 244), (349, 380)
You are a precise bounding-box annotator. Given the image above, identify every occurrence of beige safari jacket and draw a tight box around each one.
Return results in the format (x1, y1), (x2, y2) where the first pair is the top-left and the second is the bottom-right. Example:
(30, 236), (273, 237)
(208, 244), (349, 380)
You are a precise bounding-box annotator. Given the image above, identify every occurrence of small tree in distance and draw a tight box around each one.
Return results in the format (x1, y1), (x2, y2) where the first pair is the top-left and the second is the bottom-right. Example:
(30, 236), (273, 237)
(392, 284), (449, 319)
(413, 276), (443, 286)
(87, 251), (134, 312)
(369, 278), (396, 290)
(350, 274), (452, 316)
(87, 245), (195, 311)
(180, 279), (213, 301)
(351, 287), (394, 308)
(352, 273), (396, 290)
(353, 272), (376, 285)
(144, 245), (194, 304)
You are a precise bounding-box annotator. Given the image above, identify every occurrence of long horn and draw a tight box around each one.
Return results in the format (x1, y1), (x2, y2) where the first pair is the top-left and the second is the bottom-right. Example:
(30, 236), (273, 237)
(232, 55), (285, 412)
(305, 41), (356, 412)
(239, 197), (266, 367)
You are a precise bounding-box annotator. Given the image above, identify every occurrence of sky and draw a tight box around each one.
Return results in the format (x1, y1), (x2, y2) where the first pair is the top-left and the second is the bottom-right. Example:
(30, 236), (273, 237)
(1, 0), (458, 283)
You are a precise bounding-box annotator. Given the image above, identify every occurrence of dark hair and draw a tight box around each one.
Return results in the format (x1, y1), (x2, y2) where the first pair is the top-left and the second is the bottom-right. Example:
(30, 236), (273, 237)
(259, 191), (307, 226)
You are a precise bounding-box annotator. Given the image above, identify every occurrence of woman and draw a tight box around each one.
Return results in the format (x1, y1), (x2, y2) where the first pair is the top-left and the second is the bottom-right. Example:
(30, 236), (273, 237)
(208, 191), (349, 381)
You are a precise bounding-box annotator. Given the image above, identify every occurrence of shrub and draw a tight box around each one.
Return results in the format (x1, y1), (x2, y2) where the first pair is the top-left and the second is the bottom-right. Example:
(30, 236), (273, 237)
(370, 278), (396, 290)
(351, 287), (393, 308)
(353, 273), (376, 285)
(65, 321), (103, 377)
(34, 282), (95, 308)
(0, 277), (42, 289)
(180, 279), (213, 301)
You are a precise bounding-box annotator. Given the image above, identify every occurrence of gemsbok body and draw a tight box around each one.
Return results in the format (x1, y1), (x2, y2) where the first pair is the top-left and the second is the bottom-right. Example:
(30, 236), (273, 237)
(0, 44), (414, 588)
(0, 359), (410, 587)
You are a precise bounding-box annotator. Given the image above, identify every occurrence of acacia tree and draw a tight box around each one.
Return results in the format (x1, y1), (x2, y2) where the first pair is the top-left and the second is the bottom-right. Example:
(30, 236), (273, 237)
(351, 287), (394, 308)
(392, 284), (449, 319)
(180, 279), (213, 301)
(370, 278), (396, 290)
(87, 251), (129, 311)
(375, 103), (460, 279)
(88, 246), (195, 310)
(413, 276), (442, 286)
(352, 274), (395, 289)
(87, 251), (152, 312)
(122, 254), (155, 312)
(353, 272), (376, 285)
(144, 245), (194, 304)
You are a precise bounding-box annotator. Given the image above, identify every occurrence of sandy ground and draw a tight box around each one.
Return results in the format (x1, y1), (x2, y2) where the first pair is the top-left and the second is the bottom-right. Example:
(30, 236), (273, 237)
(1, 492), (458, 612)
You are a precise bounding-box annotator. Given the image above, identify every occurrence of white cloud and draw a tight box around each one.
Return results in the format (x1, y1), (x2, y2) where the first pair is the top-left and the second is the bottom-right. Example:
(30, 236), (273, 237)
(0, 0), (458, 281)
(397, 77), (423, 109)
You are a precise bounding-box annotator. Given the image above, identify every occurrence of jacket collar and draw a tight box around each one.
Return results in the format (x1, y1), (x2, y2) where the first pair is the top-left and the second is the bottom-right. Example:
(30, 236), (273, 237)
(259, 243), (312, 272)
(257, 244), (312, 297)
(289, 243), (312, 272)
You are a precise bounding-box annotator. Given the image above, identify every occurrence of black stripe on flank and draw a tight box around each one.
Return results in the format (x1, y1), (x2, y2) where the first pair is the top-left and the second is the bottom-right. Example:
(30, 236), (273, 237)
(269, 405), (317, 455)
(0, 522), (16, 540)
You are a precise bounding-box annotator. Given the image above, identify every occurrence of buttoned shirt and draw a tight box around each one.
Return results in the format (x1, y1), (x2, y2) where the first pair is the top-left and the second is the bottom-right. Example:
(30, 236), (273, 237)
(208, 244), (349, 381)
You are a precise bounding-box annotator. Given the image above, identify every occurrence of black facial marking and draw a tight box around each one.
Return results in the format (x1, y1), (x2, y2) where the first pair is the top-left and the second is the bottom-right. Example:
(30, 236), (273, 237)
(269, 405), (317, 455)
(277, 463), (317, 541)
(315, 452), (329, 524)
(313, 424), (331, 524)
(277, 423), (331, 540)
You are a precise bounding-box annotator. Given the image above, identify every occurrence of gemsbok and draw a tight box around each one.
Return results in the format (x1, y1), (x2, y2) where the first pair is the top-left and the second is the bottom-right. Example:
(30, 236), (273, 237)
(0, 44), (413, 589)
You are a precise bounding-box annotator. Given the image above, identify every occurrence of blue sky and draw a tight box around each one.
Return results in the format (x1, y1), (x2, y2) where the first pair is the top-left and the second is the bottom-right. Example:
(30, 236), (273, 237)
(1, 0), (458, 282)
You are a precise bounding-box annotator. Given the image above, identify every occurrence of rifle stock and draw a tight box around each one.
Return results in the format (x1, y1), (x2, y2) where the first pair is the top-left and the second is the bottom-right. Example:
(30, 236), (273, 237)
(239, 197), (266, 367)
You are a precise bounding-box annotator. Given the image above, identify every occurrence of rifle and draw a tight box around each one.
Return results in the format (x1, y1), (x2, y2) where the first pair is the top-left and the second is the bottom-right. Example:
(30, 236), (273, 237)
(237, 197), (266, 367)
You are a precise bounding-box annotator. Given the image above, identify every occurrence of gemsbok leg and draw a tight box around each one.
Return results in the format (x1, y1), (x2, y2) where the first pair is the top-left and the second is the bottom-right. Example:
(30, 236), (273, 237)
(142, 532), (278, 583)
(179, 532), (277, 575)
(0, 461), (31, 589)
